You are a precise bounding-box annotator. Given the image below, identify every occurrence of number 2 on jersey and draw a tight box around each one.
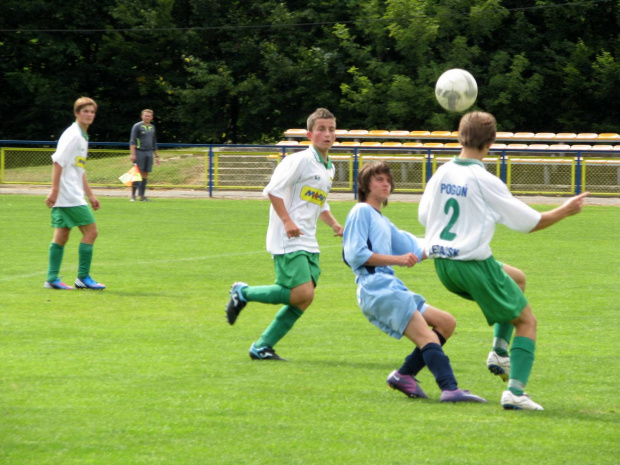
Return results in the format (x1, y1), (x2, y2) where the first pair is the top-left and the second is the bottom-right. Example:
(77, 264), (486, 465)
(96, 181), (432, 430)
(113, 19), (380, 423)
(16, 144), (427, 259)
(440, 198), (459, 241)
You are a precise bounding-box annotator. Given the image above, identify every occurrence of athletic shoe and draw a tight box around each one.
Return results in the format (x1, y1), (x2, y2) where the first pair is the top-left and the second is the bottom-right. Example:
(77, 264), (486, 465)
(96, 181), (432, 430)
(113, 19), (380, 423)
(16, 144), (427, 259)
(440, 389), (487, 403)
(140, 197), (150, 202)
(130, 197), (136, 202)
(386, 370), (428, 398)
(44, 278), (74, 290)
(249, 343), (287, 361)
(75, 276), (106, 290)
(501, 390), (544, 410)
(225, 282), (248, 325)
(487, 351), (510, 382)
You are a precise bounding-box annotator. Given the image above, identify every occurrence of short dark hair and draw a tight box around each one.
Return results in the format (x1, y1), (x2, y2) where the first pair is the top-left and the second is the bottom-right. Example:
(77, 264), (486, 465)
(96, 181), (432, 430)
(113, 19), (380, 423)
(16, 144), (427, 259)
(307, 108), (336, 131)
(458, 111), (496, 150)
(357, 160), (394, 207)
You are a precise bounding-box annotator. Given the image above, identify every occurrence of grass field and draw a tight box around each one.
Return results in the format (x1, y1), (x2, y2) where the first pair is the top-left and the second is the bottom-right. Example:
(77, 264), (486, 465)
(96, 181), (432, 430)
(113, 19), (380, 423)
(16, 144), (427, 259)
(0, 194), (618, 464)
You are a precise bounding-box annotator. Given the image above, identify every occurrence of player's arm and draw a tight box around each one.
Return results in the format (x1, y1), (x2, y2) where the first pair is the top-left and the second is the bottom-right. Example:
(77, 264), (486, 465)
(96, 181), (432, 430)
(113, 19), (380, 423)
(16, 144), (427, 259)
(268, 194), (300, 238)
(129, 125), (138, 163)
(45, 162), (63, 208)
(529, 192), (589, 232)
(319, 210), (343, 236)
(82, 173), (100, 210)
(365, 252), (419, 268)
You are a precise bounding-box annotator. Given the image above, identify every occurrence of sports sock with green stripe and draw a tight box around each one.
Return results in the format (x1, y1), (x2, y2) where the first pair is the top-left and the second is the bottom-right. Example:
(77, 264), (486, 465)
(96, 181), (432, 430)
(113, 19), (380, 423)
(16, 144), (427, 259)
(47, 242), (64, 282)
(508, 336), (536, 396)
(78, 242), (94, 279)
(255, 305), (303, 348)
(493, 322), (514, 356)
(242, 285), (291, 305)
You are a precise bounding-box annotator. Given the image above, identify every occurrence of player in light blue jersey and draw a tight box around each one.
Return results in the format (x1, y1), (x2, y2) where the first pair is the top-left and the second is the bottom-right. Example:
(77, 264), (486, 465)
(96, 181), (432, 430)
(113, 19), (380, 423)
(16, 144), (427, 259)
(419, 111), (589, 410)
(342, 161), (485, 403)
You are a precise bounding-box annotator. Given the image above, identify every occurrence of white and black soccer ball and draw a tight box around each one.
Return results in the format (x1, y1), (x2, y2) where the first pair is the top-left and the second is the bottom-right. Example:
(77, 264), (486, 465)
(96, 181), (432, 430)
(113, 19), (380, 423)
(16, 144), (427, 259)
(435, 69), (478, 112)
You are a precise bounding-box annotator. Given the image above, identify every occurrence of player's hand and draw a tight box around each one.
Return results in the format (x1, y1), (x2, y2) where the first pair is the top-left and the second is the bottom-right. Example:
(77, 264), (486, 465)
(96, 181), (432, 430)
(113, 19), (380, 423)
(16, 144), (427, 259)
(89, 196), (101, 210)
(284, 219), (302, 238)
(44, 192), (57, 208)
(562, 191), (589, 216)
(396, 253), (419, 268)
(332, 223), (344, 237)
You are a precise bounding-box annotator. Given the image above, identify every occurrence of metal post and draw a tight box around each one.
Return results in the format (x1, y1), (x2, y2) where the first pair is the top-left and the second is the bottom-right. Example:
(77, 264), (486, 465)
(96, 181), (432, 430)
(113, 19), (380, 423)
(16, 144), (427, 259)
(208, 146), (214, 198)
(352, 148), (359, 200)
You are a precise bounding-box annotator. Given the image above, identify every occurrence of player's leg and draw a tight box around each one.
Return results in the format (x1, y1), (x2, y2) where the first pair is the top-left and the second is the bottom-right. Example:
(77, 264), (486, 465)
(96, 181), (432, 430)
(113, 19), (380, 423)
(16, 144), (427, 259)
(395, 305), (454, 377)
(45, 226), (72, 289)
(402, 312), (485, 403)
(138, 152), (153, 200)
(74, 221), (105, 290)
(501, 304), (543, 410)
(488, 263), (525, 380)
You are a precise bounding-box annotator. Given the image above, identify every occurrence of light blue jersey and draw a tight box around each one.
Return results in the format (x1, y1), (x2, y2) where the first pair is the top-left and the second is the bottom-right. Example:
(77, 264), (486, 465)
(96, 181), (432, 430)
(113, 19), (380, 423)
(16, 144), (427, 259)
(343, 203), (428, 339)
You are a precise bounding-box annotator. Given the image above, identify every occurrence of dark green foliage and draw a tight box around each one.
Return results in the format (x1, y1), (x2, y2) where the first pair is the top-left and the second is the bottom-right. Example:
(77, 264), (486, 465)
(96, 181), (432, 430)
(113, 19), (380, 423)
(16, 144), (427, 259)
(0, 0), (618, 142)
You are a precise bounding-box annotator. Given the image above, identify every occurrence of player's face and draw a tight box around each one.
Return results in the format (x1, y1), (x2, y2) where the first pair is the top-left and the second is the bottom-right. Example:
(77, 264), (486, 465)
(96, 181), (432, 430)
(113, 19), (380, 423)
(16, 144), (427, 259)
(307, 118), (336, 155)
(142, 112), (153, 124)
(367, 173), (392, 204)
(75, 105), (96, 127)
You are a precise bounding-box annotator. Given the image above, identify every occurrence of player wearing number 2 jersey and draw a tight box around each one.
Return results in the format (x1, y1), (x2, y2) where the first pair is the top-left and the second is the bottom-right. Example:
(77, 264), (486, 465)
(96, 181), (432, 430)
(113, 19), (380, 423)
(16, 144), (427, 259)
(419, 111), (589, 410)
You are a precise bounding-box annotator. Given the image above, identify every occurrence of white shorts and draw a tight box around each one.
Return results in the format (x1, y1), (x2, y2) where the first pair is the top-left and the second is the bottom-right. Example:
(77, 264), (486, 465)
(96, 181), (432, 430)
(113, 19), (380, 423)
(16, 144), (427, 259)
(356, 273), (428, 340)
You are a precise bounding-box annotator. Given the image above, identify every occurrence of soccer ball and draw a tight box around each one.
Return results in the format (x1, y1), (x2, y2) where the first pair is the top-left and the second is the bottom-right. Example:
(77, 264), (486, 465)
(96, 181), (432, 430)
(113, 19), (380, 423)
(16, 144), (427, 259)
(435, 69), (478, 112)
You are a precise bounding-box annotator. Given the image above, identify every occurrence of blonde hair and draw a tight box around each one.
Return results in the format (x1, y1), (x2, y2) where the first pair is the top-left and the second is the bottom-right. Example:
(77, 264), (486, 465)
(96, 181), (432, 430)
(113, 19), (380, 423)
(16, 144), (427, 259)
(307, 108), (336, 131)
(357, 161), (394, 207)
(458, 111), (496, 150)
(74, 96), (97, 114)
(141, 109), (154, 116)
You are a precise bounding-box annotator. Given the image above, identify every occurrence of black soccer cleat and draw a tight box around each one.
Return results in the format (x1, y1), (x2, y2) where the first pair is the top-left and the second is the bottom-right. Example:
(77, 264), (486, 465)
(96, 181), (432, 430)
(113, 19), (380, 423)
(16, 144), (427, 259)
(226, 282), (248, 325)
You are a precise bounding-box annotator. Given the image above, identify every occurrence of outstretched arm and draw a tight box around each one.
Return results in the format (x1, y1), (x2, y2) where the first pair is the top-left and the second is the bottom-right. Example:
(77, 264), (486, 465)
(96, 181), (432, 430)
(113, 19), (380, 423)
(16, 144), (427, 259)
(365, 252), (419, 268)
(530, 191), (589, 232)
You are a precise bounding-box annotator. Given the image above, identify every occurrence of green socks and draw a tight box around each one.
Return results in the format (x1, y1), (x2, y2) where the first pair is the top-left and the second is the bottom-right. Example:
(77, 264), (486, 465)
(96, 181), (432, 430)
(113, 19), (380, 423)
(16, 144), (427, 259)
(255, 305), (303, 348)
(508, 336), (536, 396)
(242, 285), (291, 305)
(47, 242), (64, 282)
(493, 322), (514, 356)
(78, 242), (94, 279)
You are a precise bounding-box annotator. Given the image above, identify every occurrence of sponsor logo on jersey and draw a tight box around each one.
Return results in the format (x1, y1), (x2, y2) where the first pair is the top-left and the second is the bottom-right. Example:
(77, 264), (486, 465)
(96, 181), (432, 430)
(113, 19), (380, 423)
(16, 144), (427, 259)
(440, 183), (468, 197)
(429, 244), (460, 258)
(75, 156), (86, 168)
(301, 185), (328, 207)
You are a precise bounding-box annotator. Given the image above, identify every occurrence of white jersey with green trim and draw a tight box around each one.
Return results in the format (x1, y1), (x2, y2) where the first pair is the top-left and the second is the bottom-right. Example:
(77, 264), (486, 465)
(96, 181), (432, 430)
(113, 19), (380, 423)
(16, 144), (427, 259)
(263, 146), (335, 255)
(418, 157), (541, 261)
(51, 122), (88, 207)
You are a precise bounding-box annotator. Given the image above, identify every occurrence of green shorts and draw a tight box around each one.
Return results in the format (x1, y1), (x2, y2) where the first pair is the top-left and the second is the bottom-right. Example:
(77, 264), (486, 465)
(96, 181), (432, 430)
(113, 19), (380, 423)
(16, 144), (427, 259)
(273, 251), (321, 289)
(51, 205), (95, 229)
(434, 257), (528, 326)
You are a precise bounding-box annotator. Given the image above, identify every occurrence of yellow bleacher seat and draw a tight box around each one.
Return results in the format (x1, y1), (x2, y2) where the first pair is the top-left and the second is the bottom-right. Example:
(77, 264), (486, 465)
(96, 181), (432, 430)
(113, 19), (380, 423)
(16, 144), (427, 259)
(555, 133), (577, 140)
(444, 143), (462, 148)
(299, 140), (312, 146)
(410, 131), (431, 137)
(284, 128), (306, 136)
(534, 133), (555, 139)
(597, 133), (620, 140)
(569, 144), (592, 150)
(382, 142), (403, 147)
(339, 141), (361, 147)
(528, 144), (550, 150)
(430, 131), (452, 137)
(614, 145), (620, 150)
(347, 130), (369, 136)
(576, 133), (598, 140)
(490, 143), (507, 149)
(423, 142), (444, 148)
(549, 144), (571, 150)
(367, 130), (389, 137)
(507, 143), (529, 149)
(361, 141), (381, 147)
(513, 132), (535, 139)
(388, 131), (410, 137)
(402, 142), (424, 148)
(496, 132), (514, 139)
(591, 145), (614, 151)
(276, 140), (298, 146)
(335, 129), (348, 137)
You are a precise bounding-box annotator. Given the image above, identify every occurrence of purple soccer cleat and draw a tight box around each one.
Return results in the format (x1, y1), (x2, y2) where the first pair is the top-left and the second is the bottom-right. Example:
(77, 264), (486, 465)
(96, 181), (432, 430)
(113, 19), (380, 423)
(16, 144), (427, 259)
(386, 370), (428, 399)
(440, 388), (487, 403)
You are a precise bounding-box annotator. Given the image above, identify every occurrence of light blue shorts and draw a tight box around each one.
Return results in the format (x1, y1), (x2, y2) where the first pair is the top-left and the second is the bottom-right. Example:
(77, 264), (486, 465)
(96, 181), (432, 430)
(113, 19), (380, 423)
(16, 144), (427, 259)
(356, 273), (428, 340)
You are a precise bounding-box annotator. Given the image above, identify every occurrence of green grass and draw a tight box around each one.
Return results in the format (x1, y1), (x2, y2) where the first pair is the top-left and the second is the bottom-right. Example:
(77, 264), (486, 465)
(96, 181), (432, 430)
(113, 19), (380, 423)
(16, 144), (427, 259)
(0, 195), (618, 464)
